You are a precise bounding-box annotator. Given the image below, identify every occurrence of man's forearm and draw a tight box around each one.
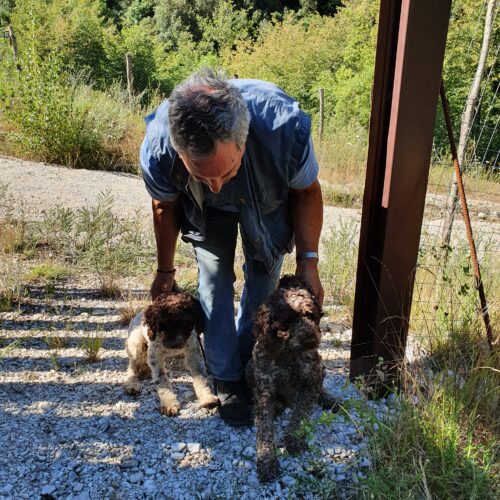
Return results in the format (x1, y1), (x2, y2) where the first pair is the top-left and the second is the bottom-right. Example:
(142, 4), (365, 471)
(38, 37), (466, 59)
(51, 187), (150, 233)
(289, 180), (324, 304)
(152, 198), (183, 270)
(290, 180), (323, 257)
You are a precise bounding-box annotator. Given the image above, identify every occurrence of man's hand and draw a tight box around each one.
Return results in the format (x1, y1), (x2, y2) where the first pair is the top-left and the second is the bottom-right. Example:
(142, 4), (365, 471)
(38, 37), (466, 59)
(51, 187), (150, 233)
(296, 260), (324, 307)
(151, 272), (176, 301)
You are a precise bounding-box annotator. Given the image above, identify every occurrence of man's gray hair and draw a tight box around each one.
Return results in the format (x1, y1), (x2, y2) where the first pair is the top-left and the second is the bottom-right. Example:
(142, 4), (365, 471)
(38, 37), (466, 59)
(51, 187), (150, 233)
(168, 68), (250, 160)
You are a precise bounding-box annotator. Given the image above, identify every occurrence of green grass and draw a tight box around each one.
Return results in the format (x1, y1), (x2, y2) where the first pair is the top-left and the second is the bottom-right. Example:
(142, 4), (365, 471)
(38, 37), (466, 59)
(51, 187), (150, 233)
(80, 331), (103, 363)
(320, 220), (359, 309)
(359, 363), (499, 499)
(320, 182), (363, 208)
(27, 262), (71, 282)
(0, 339), (22, 362)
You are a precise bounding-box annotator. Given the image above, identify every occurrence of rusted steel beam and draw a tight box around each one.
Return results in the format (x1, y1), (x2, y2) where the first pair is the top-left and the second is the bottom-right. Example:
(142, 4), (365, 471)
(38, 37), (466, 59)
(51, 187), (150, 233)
(349, 0), (452, 385)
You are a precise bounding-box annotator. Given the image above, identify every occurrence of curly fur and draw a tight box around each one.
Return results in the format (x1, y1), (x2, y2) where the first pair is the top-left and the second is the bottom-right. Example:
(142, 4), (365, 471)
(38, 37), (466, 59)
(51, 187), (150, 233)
(246, 275), (325, 482)
(123, 288), (218, 415)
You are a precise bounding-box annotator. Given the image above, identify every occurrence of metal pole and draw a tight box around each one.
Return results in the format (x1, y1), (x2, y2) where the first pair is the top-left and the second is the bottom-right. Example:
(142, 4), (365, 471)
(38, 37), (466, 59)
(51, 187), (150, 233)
(439, 82), (495, 350)
(349, 0), (452, 389)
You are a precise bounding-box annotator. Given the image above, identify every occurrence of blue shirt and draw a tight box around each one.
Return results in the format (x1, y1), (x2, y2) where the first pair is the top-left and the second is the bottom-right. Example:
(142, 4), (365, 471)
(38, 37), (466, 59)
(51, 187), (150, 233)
(139, 79), (315, 272)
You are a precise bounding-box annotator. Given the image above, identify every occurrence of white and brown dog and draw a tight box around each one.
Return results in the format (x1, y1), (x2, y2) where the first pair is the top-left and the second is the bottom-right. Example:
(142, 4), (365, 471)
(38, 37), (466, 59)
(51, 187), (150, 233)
(123, 289), (218, 416)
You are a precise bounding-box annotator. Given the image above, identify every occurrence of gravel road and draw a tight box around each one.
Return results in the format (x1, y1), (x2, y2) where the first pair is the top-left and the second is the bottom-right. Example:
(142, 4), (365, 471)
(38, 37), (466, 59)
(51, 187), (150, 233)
(0, 156), (383, 498)
(0, 155), (363, 230)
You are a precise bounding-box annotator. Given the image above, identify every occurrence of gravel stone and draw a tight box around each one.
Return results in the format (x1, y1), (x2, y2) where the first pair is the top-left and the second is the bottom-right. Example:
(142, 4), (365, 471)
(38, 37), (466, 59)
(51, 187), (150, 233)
(41, 485), (56, 495)
(187, 443), (201, 453)
(170, 442), (186, 452)
(129, 472), (144, 483)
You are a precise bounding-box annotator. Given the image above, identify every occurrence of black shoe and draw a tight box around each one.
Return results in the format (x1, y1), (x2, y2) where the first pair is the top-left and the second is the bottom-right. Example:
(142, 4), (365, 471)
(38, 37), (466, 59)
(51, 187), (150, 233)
(214, 378), (252, 427)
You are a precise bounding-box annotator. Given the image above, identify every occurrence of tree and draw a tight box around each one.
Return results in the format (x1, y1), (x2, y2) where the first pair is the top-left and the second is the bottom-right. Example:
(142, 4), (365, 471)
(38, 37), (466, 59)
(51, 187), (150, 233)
(441, 0), (498, 247)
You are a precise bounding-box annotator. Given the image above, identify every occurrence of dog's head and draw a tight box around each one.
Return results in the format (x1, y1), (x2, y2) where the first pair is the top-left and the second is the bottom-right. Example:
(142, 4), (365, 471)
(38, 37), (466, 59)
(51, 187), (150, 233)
(143, 290), (204, 349)
(254, 274), (323, 352)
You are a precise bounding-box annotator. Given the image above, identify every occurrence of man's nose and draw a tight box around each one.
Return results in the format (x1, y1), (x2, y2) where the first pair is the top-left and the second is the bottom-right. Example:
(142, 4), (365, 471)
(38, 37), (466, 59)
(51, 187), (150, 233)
(207, 179), (223, 193)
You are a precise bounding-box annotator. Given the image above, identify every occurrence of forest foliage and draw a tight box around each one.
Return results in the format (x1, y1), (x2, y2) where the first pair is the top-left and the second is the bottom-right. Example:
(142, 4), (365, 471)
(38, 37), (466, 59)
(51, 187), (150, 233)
(0, 0), (498, 171)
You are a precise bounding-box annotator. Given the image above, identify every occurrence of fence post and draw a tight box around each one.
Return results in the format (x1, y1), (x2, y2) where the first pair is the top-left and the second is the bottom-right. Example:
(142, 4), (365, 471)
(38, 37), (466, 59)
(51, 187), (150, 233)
(125, 53), (134, 101)
(7, 26), (20, 71)
(318, 88), (324, 140)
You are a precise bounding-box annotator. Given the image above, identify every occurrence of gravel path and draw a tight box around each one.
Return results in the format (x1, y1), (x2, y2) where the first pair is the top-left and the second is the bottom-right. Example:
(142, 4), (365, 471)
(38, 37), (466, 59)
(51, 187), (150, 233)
(0, 280), (390, 499)
(1, 155), (498, 498)
(0, 156), (388, 498)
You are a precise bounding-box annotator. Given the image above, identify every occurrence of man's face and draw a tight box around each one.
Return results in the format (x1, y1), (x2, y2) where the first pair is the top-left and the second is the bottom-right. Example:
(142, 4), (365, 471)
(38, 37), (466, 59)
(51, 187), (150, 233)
(179, 141), (245, 194)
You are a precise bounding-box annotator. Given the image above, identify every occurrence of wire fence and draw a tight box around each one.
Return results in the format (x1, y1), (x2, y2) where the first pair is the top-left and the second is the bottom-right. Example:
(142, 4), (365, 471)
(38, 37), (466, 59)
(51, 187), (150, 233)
(410, 7), (499, 350)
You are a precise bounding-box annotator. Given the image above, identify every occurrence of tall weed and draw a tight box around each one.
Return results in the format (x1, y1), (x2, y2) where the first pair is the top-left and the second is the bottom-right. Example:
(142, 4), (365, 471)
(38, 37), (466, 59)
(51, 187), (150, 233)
(320, 220), (359, 308)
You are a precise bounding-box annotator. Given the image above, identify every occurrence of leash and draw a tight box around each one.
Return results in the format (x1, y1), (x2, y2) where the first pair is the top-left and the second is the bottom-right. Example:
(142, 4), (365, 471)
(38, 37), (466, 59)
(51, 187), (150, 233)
(195, 330), (211, 376)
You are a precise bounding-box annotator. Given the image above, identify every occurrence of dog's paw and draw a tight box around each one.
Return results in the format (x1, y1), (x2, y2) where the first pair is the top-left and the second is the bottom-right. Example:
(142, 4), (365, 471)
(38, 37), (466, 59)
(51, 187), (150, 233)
(318, 390), (341, 412)
(257, 456), (279, 483)
(199, 394), (219, 409)
(160, 402), (181, 416)
(123, 380), (141, 396)
(284, 434), (306, 455)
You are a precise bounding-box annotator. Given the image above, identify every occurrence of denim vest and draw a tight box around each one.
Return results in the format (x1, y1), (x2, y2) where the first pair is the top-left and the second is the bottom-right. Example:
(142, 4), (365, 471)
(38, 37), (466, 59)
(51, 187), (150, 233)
(143, 79), (311, 273)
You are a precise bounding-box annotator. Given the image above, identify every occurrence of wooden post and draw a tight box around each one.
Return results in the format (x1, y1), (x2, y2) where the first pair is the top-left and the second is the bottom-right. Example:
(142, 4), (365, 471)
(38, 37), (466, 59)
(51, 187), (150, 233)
(318, 88), (324, 140)
(125, 53), (134, 101)
(7, 26), (20, 71)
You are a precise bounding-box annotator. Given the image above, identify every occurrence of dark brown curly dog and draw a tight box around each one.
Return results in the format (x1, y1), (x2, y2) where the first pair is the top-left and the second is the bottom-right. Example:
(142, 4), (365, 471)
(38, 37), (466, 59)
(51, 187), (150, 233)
(246, 275), (327, 482)
(123, 288), (218, 415)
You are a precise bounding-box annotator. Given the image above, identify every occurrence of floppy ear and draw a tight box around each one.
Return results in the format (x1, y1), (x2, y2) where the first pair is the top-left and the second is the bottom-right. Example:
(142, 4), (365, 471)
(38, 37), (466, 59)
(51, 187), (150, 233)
(143, 304), (157, 340)
(252, 305), (271, 342)
(146, 327), (156, 341)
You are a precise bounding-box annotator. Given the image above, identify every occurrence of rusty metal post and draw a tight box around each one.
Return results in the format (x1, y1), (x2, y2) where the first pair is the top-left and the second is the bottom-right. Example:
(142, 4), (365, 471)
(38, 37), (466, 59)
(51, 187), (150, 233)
(349, 0), (452, 387)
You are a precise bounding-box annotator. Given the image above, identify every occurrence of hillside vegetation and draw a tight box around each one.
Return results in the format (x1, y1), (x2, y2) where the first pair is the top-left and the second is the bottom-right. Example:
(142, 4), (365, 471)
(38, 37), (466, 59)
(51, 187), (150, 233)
(0, 0), (498, 185)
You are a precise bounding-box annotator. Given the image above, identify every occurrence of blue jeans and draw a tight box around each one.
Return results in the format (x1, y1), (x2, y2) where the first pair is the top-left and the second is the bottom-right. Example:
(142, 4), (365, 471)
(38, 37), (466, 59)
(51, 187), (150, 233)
(191, 208), (283, 381)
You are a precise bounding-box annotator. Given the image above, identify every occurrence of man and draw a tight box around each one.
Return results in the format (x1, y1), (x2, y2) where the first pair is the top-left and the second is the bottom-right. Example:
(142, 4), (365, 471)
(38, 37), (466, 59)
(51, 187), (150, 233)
(140, 68), (324, 426)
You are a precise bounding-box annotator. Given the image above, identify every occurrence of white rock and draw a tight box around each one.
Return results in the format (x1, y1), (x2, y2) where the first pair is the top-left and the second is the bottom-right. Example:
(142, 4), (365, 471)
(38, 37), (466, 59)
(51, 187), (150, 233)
(171, 452), (185, 460)
(171, 442), (186, 452)
(187, 442), (201, 453)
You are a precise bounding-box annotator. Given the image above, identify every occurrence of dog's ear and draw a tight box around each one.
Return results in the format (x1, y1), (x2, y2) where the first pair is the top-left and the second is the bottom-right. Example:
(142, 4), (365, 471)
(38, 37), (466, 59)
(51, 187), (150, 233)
(143, 304), (157, 340)
(146, 326), (156, 341)
(253, 305), (271, 341)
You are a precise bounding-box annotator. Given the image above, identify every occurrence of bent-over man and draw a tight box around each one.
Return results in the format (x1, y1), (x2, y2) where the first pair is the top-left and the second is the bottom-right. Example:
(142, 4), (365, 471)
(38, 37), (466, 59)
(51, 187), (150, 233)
(139, 68), (324, 426)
